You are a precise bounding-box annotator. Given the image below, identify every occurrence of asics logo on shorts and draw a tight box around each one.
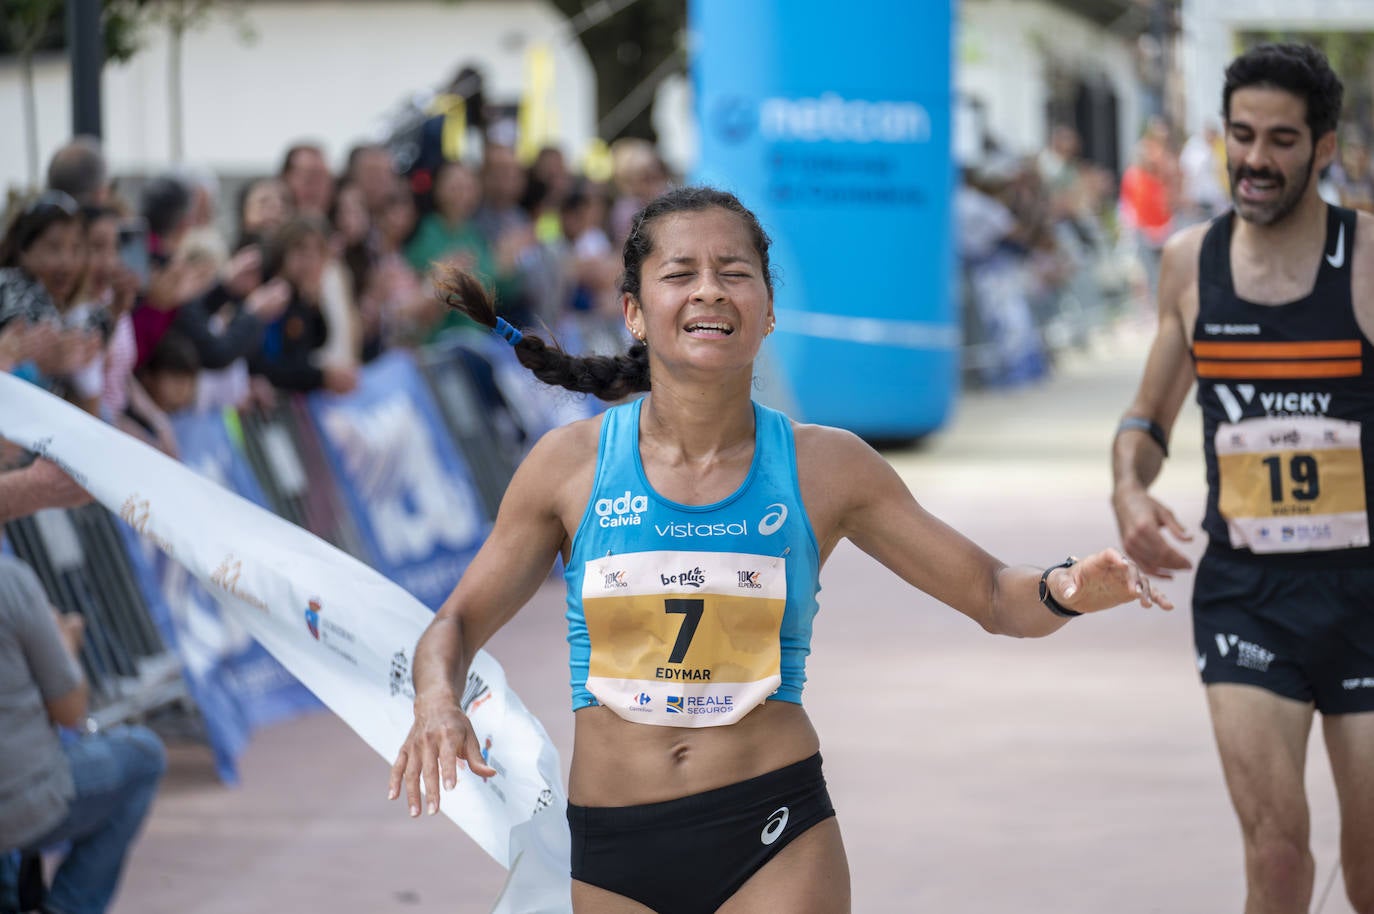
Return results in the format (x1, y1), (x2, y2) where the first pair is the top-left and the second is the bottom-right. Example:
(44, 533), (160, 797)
(761, 805), (789, 845)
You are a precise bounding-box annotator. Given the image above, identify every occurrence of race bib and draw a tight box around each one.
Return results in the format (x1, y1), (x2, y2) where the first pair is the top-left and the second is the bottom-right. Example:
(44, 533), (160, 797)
(581, 550), (785, 727)
(1216, 415), (1369, 553)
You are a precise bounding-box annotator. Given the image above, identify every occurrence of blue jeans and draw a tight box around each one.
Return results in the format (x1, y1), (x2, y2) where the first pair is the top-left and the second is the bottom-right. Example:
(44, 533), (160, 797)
(2, 726), (165, 914)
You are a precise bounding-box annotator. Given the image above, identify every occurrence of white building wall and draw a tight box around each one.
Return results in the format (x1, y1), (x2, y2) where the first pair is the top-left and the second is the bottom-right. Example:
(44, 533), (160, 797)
(1182, 0), (1374, 135)
(958, 0), (1142, 163)
(0, 0), (595, 194)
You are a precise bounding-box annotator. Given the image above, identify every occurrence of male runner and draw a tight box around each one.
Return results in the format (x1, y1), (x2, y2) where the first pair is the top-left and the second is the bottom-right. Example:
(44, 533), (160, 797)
(1112, 43), (1374, 914)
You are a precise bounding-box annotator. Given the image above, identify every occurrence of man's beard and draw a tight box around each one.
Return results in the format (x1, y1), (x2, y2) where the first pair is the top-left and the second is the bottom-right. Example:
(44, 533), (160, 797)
(1229, 151), (1316, 226)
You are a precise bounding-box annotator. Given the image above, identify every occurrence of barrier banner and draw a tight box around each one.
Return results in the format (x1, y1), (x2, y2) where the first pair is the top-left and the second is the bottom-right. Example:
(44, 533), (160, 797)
(0, 373), (573, 914)
(125, 409), (321, 782)
(307, 352), (489, 610)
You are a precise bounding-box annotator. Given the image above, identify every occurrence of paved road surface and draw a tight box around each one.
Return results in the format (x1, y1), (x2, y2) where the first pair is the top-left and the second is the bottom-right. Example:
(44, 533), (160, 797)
(110, 323), (1356, 914)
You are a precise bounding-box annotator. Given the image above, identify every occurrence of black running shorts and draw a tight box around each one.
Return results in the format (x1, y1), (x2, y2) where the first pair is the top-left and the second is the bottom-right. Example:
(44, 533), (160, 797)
(1192, 547), (1374, 714)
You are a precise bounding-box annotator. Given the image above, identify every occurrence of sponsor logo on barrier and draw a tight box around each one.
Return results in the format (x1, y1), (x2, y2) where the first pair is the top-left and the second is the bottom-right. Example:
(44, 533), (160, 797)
(304, 597), (358, 665)
(596, 491), (649, 528)
(209, 554), (268, 613)
(461, 671), (494, 714)
(390, 650), (415, 699)
(119, 494), (175, 555)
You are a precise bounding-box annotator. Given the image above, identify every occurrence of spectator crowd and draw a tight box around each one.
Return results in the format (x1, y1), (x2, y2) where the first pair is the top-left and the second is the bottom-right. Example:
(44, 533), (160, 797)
(0, 131), (676, 457)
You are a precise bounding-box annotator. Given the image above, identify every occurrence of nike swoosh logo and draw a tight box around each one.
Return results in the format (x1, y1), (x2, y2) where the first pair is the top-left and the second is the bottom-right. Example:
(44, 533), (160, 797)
(1326, 222), (1345, 268)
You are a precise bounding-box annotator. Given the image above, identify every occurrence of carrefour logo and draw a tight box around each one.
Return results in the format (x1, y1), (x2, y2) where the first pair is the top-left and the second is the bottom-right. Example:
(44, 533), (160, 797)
(714, 93), (932, 145)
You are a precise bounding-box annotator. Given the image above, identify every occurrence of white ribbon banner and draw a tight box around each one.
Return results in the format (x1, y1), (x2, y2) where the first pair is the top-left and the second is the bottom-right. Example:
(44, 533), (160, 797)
(0, 374), (572, 914)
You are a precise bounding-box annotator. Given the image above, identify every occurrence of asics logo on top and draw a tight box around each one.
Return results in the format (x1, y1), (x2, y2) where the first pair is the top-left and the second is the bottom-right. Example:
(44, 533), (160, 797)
(1327, 221), (1346, 269)
(758, 503), (788, 536)
(761, 806), (790, 845)
(596, 491), (649, 528)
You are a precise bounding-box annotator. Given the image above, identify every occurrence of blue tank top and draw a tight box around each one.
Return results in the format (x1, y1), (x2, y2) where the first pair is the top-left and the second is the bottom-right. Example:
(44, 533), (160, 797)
(564, 398), (821, 727)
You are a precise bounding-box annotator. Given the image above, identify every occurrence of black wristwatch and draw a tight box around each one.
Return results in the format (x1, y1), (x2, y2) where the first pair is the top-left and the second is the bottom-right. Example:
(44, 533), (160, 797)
(1039, 558), (1081, 618)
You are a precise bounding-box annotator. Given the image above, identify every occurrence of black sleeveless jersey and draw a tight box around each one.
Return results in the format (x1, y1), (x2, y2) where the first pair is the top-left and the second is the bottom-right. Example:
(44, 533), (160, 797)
(1194, 205), (1374, 568)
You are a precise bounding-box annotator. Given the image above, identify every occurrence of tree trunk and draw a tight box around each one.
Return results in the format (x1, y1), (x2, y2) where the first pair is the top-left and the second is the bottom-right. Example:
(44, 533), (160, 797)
(21, 50), (39, 187)
(168, 19), (184, 162)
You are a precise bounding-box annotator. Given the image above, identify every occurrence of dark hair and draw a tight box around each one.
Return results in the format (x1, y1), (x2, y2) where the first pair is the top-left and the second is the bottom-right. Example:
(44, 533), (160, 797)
(0, 191), (81, 267)
(141, 175), (192, 238)
(436, 186), (771, 401)
(139, 329), (200, 377)
(1223, 43), (1344, 140)
(280, 142), (325, 178)
(46, 136), (107, 204)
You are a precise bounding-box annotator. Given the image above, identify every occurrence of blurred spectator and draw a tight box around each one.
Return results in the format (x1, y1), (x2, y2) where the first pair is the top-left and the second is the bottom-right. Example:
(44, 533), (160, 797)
(1179, 119), (1229, 221)
(0, 468), (164, 914)
(345, 143), (399, 220)
(1328, 125), (1374, 212)
(0, 192), (102, 390)
(1037, 124), (1082, 198)
(331, 180), (383, 361)
(45, 136), (110, 207)
(372, 186), (432, 348)
(1118, 121), (1179, 301)
(524, 145), (571, 244)
(609, 139), (671, 245)
(134, 329), (200, 416)
(474, 144), (560, 327)
(235, 178), (291, 250)
(250, 216), (356, 394)
(280, 142), (335, 219)
(133, 175), (218, 365)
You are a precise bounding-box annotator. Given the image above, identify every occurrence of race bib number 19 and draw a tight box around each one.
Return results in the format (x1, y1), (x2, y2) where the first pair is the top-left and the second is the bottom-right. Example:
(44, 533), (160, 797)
(1216, 415), (1369, 553)
(581, 550), (785, 727)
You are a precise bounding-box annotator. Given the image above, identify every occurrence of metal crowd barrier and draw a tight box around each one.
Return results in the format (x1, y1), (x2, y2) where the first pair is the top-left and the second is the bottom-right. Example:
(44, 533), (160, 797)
(4, 505), (187, 730)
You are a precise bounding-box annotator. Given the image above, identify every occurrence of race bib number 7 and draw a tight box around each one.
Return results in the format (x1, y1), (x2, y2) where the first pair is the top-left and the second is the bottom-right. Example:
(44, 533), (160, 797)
(581, 550), (785, 727)
(1216, 415), (1369, 553)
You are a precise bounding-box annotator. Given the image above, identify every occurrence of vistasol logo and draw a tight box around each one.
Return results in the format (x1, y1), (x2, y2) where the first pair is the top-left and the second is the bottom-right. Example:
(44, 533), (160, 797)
(596, 491), (648, 528)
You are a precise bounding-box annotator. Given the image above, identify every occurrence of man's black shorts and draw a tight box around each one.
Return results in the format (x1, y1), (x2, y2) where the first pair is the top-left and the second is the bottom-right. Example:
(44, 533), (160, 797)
(1193, 547), (1374, 713)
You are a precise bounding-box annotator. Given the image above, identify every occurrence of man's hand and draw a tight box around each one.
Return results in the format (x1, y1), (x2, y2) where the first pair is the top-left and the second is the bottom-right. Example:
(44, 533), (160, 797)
(1112, 487), (1194, 578)
(223, 245), (263, 298)
(25, 459), (93, 510)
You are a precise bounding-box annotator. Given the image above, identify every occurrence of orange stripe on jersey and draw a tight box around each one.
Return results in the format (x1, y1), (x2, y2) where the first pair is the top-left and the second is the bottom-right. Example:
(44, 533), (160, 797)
(1192, 340), (1362, 359)
(1196, 359), (1364, 379)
